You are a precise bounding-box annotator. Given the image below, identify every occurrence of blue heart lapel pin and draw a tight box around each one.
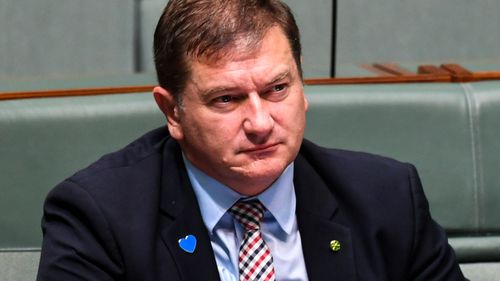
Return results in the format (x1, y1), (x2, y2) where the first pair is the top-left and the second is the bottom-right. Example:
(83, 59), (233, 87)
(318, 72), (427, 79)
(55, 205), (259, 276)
(178, 235), (197, 254)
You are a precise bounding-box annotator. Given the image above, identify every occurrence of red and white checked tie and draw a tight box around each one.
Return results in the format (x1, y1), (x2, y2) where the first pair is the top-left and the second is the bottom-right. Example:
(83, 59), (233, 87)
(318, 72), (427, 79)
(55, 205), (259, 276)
(228, 199), (276, 281)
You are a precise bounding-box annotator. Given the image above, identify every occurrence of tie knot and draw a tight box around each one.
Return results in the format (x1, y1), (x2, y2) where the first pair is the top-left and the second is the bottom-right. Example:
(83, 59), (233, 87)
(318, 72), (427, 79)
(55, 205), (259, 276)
(228, 199), (265, 231)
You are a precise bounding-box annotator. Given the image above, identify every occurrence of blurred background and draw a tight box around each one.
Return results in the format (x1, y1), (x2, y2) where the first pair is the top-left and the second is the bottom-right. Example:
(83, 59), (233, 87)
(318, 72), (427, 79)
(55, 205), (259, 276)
(1, 0), (499, 85)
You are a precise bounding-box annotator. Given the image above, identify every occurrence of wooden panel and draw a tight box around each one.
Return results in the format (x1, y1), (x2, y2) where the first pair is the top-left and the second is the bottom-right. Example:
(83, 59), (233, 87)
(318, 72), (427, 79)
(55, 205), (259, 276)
(2, 65), (500, 101)
(372, 63), (415, 76)
(473, 71), (500, 81)
(0, 86), (153, 101)
(440, 64), (474, 82)
(361, 63), (416, 77)
(418, 65), (450, 76)
(305, 75), (450, 85)
(360, 64), (397, 77)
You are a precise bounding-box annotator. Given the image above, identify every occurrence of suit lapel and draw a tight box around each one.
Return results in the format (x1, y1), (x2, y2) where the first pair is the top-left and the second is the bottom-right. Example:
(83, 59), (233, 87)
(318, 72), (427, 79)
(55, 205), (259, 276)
(294, 154), (358, 281)
(158, 139), (221, 281)
(154, 137), (358, 281)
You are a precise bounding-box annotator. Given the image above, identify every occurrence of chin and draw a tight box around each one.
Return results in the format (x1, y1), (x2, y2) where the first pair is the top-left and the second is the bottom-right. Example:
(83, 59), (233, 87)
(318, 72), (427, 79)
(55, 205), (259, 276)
(244, 158), (289, 179)
(224, 157), (292, 195)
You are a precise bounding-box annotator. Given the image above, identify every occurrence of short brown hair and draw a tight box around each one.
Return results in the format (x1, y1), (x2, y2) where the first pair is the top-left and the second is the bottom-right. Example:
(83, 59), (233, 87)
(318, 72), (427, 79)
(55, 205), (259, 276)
(153, 0), (302, 101)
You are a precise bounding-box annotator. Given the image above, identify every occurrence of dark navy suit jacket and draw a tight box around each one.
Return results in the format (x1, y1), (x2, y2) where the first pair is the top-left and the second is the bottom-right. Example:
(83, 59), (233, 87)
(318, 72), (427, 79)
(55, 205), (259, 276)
(37, 127), (466, 280)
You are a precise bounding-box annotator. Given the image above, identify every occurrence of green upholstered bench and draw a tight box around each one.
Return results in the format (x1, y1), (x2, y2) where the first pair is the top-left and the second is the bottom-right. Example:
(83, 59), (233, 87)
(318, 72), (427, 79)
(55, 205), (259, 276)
(0, 249), (40, 280)
(1, 81), (500, 280)
(0, 92), (164, 280)
(304, 81), (500, 280)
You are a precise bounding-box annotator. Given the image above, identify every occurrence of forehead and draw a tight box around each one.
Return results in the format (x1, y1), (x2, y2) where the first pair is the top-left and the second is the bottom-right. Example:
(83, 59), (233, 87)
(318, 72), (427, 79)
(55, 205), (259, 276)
(186, 27), (296, 85)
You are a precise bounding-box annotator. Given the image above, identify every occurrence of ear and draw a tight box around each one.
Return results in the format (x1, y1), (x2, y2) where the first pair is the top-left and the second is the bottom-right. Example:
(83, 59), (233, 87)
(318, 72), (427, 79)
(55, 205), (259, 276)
(153, 86), (184, 140)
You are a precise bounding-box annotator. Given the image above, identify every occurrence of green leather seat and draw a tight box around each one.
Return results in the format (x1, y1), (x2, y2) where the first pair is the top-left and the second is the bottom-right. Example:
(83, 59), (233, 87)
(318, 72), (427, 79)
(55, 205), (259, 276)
(469, 82), (500, 232)
(304, 82), (500, 262)
(305, 83), (476, 231)
(0, 93), (164, 249)
(0, 250), (40, 281)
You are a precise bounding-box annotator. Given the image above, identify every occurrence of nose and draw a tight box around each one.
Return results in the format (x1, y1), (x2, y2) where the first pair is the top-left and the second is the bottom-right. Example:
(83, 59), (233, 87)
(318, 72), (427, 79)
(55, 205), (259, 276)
(242, 93), (274, 143)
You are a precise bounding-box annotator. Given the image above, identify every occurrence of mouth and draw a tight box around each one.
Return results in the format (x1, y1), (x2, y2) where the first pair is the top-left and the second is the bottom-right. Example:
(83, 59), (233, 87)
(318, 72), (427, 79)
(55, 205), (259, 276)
(239, 143), (280, 154)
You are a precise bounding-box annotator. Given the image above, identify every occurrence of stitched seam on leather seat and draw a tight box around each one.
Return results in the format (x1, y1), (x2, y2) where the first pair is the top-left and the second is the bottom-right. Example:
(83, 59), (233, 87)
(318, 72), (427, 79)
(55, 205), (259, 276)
(462, 83), (481, 233)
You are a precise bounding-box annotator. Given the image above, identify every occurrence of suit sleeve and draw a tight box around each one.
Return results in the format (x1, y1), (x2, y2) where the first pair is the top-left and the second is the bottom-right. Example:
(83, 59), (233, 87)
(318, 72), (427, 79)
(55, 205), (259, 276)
(37, 180), (123, 281)
(406, 164), (468, 281)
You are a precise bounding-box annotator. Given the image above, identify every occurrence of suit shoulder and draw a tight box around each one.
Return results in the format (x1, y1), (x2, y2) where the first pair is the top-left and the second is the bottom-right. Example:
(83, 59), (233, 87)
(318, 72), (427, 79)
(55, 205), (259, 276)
(300, 138), (410, 170)
(298, 139), (418, 193)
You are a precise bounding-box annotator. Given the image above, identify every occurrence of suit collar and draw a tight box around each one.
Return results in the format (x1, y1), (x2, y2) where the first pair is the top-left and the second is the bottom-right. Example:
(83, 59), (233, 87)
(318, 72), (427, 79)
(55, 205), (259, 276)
(158, 138), (221, 281)
(294, 152), (358, 281)
(155, 137), (358, 281)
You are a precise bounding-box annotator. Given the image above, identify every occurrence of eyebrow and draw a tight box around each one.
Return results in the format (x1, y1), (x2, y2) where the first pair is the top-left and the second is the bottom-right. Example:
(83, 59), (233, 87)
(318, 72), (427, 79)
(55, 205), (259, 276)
(267, 70), (290, 86)
(202, 86), (238, 99)
(201, 70), (291, 98)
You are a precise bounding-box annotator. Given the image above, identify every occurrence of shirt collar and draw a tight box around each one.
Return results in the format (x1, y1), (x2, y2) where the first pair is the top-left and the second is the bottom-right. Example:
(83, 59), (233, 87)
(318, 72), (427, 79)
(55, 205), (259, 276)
(184, 156), (296, 236)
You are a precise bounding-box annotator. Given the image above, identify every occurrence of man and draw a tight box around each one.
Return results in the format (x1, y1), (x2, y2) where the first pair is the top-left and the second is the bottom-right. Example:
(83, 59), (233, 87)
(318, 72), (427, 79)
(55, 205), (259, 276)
(37, 0), (467, 280)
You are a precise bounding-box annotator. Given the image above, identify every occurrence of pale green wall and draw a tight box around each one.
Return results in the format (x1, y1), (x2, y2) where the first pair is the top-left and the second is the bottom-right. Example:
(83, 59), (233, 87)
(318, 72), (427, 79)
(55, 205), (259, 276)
(285, 0), (333, 77)
(136, 0), (333, 78)
(1, 0), (499, 80)
(0, 0), (135, 80)
(336, 0), (500, 74)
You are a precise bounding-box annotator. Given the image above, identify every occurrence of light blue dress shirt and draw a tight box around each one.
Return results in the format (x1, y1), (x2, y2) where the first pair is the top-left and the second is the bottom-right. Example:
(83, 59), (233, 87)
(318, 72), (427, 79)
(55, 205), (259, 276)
(184, 157), (309, 281)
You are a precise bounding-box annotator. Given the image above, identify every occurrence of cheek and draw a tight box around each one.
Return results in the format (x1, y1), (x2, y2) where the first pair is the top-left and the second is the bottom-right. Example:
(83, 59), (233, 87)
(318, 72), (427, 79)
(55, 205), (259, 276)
(186, 113), (242, 146)
(274, 100), (307, 129)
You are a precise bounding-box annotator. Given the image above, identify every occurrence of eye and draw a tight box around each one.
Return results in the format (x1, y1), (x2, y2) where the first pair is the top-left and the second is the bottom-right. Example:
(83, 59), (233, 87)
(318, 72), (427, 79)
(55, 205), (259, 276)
(211, 94), (240, 109)
(264, 83), (289, 102)
(218, 95), (232, 103)
(272, 84), (287, 92)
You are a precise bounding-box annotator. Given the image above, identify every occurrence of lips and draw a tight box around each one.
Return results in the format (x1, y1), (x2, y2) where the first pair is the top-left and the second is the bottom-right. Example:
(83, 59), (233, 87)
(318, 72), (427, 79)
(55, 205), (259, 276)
(240, 143), (280, 154)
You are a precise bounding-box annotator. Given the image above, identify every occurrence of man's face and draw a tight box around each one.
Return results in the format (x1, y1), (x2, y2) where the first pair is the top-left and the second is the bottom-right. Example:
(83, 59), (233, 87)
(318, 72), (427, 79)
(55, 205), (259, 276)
(154, 26), (308, 196)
